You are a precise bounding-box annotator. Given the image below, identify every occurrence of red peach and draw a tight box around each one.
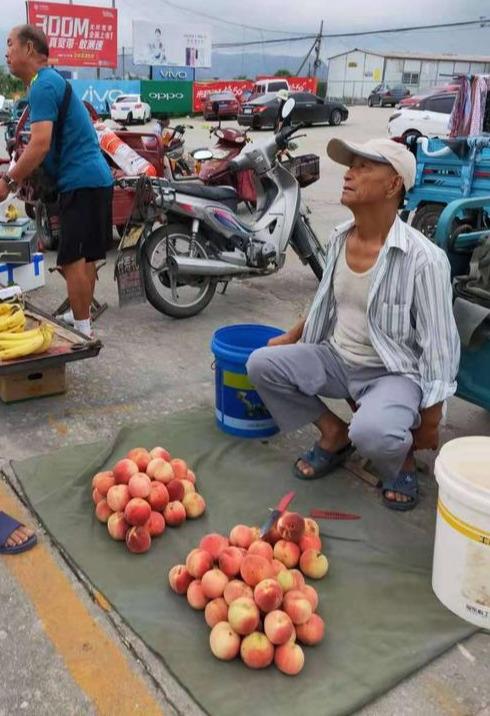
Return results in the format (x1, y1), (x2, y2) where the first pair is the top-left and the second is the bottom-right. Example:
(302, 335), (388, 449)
(240, 632), (274, 669)
(125, 526), (151, 554)
(186, 548), (214, 579)
(124, 497), (151, 527)
(113, 459), (139, 485)
(289, 569), (306, 590)
(223, 579), (254, 605)
(148, 482), (169, 512)
(277, 512), (305, 544)
(304, 517), (320, 537)
(148, 511), (166, 537)
(163, 501), (186, 526)
(201, 568), (229, 599)
(106, 484), (130, 512)
(146, 458), (174, 484)
(170, 458), (188, 479)
(240, 554), (274, 587)
(299, 549), (329, 579)
(302, 584), (319, 612)
(248, 540), (274, 561)
(219, 547), (244, 578)
(299, 533), (322, 552)
(264, 609), (295, 645)
(92, 471), (115, 496)
(295, 613), (325, 646)
(107, 511), (129, 540)
(187, 579), (209, 610)
(167, 479), (185, 502)
(228, 597), (260, 636)
(264, 523), (282, 545)
(283, 590), (312, 625)
(186, 469), (196, 485)
(274, 540), (301, 568)
(128, 473), (152, 499)
(95, 499), (113, 523)
(271, 559), (287, 576)
(200, 533), (229, 560)
(127, 448), (152, 473)
(92, 487), (104, 505)
(276, 569), (295, 593)
(179, 479), (195, 496)
(150, 446), (171, 462)
(209, 621), (241, 661)
(229, 524), (254, 549)
(168, 565), (193, 595)
(182, 492), (206, 518)
(274, 641), (305, 675)
(254, 579), (283, 613)
(204, 597), (229, 628)
(249, 526), (261, 542)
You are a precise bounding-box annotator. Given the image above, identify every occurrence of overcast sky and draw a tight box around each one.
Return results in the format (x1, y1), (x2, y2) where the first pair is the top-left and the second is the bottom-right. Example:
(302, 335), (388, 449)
(2, 0), (490, 57)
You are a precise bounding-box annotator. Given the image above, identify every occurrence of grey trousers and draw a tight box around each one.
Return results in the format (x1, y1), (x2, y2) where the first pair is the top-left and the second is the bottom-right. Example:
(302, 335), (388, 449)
(246, 342), (422, 481)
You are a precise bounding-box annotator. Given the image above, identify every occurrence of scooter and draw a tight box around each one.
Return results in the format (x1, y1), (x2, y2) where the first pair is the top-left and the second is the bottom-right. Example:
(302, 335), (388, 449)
(140, 99), (326, 318)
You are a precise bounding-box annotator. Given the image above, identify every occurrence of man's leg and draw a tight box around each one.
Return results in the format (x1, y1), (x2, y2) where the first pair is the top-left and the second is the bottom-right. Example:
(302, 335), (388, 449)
(61, 259), (92, 322)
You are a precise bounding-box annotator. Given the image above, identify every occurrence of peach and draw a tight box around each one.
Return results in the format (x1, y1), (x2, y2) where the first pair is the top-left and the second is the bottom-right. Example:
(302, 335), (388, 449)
(264, 609), (295, 645)
(148, 511), (166, 537)
(186, 548), (214, 579)
(264, 523), (282, 545)
(201, 568), (229, 599)
(248, 540), (274, 561)
(125, 526), (151, 554)
(95, 499), (113, 523)
(92, 487), (104, 505)
(295, 613), (325, 646)
(283, 590), (312, 625)
(228, 597), (260, 635)
(218, 547), (244, 578)
(179, 479), (195, 496)
(113, 458), (139, 485)
(107, 511), (129, 540)
(170, 458), (188, 479)
(127, 448), (151, 473)
(250, 526), (261, 542)
(92, 471), (115, 496)
(271, 559), (287, 576)
(187, 579), (209, 610)
(146, 459), (174, 484)
(274, 641), (304, 675)
(289, 569), (306, 591)
(277, 512), (305, 544)
(229, 524), (254, 549)
(186, 469), (196, 485)
(128, 473), (152, 499)
(240, 554), (274, 587)
(209, 621), (241, 661)
(167, 479), (185, 502)
(302, 584), (319, 612)
(168, 565), (193, 594)
(299, 533), (322, 552)
(276, 569), (295, 593)
(204, 597), (229, 628)
(163, 501), (186, 526)
(223, 579), (253, 605)
(148, 482), (169, 511)
(299, 549), (329, 579)
(304, 517), (320, 537)
(124, 497), (151, 527)
(150, 446), (171, 462)
(274, 540), (301, 568)
(200, 533), (229, 560)
(240, 632), (274, 669)
(182, 492), (206, 518)
(254, 579), (283, 613)
(106, 484), (130, 512)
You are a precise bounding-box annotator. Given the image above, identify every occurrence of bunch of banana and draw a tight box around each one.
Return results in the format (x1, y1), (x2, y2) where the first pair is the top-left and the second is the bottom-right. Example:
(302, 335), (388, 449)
(0, 323), (54, 361)
(0, 304), (25, 333)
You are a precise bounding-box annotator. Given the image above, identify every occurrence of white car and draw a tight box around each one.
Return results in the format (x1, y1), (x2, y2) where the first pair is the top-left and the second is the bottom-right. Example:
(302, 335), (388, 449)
(387, 92), (456, 141)
(110, 95), (151, 124)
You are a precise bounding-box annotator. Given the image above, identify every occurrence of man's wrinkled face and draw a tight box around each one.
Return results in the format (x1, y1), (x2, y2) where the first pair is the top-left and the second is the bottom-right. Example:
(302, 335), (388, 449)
(6, 30), (30, 77)
(341, 155), (402, 207)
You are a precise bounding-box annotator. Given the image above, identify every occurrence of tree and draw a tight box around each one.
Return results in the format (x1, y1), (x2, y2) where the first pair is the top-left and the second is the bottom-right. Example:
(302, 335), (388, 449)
(0, 67), (24, 98)
(274, 69), (292, 77)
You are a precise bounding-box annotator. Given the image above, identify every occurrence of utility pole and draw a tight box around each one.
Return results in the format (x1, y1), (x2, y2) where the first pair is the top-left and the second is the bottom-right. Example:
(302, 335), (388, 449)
(312, 20), (323, 78)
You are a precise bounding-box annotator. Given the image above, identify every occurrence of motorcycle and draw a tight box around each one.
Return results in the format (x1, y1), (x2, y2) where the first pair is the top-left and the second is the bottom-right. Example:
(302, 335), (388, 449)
(140, 98), (326, 319)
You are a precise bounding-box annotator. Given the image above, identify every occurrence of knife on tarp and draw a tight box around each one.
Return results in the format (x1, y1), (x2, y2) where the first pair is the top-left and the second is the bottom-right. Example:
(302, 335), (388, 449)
(309, 508), (361, 521)
(259, 491), (296, 538)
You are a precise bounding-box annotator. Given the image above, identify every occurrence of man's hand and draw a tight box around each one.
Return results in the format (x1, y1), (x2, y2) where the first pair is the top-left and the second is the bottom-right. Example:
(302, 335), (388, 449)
(0, 177), (9, 202)
(268, 318), (305, 346)
(412, 402), (443, 451)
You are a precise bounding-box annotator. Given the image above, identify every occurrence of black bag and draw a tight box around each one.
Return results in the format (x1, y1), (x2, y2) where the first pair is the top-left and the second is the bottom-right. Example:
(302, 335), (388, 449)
(29, 79), (73, 203)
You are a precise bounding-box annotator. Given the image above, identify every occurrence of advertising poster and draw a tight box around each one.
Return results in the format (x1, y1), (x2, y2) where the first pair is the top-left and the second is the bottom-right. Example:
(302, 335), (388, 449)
(133, 21), (211, 68)
(70, 80), (140, 115)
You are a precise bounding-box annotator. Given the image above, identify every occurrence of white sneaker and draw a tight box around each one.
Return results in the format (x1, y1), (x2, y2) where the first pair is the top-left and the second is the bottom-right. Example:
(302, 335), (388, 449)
(60, 309), (75, 325)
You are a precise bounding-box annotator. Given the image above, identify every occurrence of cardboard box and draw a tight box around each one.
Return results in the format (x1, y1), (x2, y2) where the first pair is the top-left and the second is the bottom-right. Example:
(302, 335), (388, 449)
(0, 364), (66, 403)
(0, 253), (45, 291)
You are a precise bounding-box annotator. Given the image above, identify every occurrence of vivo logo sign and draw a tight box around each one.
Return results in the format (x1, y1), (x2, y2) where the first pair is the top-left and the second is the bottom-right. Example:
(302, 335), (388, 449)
(82, 87), (125, 104)
(71, 80), (140, 113)
(160, 70), (188, 80)
(149, 92), (184, 101)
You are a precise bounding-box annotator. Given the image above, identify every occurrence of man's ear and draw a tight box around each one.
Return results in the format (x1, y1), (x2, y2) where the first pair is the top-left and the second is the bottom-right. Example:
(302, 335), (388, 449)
(387, 173), (404, 200)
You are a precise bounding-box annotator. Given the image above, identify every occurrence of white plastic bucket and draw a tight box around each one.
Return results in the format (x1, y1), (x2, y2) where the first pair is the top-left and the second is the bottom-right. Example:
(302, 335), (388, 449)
(433, 436), (490, 628)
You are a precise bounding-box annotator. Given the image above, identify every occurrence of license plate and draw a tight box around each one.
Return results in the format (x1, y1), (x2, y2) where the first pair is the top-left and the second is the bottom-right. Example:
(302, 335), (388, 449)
(244, 108), (252, 114)
(121, 106), (130, 110)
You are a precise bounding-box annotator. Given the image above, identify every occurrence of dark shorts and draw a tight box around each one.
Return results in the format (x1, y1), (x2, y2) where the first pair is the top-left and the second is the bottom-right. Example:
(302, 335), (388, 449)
(57, 186), (113, 266)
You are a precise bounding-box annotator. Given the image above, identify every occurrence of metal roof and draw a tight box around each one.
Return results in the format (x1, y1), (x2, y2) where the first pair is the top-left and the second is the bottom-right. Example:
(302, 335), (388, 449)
(327, 48), (490, 63)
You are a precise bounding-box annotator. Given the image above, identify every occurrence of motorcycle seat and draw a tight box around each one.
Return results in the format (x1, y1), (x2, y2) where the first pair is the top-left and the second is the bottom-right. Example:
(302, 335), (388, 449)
(170, 182), (237, 203)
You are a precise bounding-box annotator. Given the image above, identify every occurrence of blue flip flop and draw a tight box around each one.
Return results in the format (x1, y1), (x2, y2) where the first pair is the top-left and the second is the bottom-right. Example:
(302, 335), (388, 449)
(294, 442), (355, 481)
(0, 511), (37, 555)
(382, 471), (419, 511)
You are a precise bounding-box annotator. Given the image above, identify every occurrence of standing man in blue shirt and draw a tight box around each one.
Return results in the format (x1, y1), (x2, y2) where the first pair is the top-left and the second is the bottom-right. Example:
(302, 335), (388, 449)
(1, 24), (114, 337)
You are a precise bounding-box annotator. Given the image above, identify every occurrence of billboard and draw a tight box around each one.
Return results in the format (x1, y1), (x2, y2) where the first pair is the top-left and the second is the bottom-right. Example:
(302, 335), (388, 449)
(133, 21), (211, 68)
(70, 80), (140, 115)
(193, 80), (253, 113)
(256, 76), (319, 94)
(26, 2), (117, 68)
(140, 81), (193, 116)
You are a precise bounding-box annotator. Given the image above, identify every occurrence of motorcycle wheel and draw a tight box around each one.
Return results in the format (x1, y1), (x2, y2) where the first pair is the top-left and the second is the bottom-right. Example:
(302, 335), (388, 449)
(142, 224), (217, 319)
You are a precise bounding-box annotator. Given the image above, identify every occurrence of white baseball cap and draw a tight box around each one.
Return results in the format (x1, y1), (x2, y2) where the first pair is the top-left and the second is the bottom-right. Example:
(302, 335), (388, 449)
(327, 137), (416, 191)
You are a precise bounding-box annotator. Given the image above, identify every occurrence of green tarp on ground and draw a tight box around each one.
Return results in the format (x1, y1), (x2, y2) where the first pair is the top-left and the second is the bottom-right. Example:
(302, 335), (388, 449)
(10, 411), (474, 716)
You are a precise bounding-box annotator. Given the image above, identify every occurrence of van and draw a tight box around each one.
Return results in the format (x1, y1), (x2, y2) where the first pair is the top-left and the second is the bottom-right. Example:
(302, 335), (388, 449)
(250, 78), (290, 99)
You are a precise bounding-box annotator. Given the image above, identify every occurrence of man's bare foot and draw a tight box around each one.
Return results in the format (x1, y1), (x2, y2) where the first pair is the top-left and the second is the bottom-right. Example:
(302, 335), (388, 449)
(384, 454), (416, 505)
(5, 526), (34, 548)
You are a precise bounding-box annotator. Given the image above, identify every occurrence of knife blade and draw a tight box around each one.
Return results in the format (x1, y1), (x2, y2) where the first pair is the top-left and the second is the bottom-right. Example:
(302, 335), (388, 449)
(309, 508), (361, 521)
(259, 491), (296, 538)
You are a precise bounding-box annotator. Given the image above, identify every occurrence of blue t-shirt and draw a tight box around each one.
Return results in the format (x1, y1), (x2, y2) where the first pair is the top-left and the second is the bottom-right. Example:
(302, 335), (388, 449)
(28, 68), (113, 193)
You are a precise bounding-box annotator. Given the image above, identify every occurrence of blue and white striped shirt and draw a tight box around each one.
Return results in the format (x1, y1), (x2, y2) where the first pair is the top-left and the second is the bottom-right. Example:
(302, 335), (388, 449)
(302, 216), (461, 408)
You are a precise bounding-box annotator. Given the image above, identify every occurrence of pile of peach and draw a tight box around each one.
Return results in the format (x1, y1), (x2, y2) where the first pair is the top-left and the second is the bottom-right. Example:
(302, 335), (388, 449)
(92, 446), (206, 554)
(168, 512), (328, 675)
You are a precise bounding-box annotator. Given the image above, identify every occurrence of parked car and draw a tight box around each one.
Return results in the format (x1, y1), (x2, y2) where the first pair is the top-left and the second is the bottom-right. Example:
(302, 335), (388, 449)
(238, 91), (348, 130)
(249, 78), (290, 99)
(387, 92), (457, 141)
(368, 83), (410, 107)
(397, 83), (459, 108)
(203, 92), (241, 121)
(110, 95), (151, 124)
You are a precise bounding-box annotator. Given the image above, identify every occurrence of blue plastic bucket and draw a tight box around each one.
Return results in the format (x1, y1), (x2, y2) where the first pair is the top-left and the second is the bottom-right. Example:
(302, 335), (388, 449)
(211, 323), (284, 439)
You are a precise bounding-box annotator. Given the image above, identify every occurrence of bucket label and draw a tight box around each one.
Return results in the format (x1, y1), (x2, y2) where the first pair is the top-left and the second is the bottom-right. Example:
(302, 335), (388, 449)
(438, 500), (490, 547)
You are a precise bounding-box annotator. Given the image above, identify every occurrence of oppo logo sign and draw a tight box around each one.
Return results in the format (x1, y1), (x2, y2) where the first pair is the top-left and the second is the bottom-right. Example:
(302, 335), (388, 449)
(149, 92), (184, 101)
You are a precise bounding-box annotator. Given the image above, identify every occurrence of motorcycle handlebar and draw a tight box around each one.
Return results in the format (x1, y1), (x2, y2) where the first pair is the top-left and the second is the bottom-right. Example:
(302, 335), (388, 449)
(275, 123), (305, 149)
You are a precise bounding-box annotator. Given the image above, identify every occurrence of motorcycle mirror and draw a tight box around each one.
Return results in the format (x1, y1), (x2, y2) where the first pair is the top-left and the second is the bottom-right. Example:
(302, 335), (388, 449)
(281, 98), (295, 119)
(192, 149), (214, 161)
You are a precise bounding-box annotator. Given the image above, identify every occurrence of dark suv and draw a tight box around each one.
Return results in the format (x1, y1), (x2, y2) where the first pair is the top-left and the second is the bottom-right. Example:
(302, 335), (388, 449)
(368, 84), (410, 107)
